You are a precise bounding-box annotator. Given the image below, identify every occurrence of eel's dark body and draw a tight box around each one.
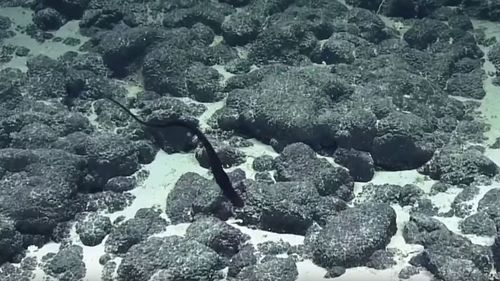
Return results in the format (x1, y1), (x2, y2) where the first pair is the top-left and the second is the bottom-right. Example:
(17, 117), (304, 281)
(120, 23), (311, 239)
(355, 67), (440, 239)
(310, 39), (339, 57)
(105, 96), (245, 208)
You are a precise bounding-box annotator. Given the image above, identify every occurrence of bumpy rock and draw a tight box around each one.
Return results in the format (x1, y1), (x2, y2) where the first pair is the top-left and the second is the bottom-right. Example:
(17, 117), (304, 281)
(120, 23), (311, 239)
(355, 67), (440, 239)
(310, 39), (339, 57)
(221, 12), (260, 46)
(0, 70), (23, 114)
(236, 179), (346, 234)
(446, 69), (486, 99)
(97, 26), (157, 76)
(77, 133), (140, 191)
(33, 8), (64, 31)
(133, 96), (206, 153)
(305, 202), (397, 268)
(75, 212), (112, 246)
(166, 172), (236, 223)
(403, 19), (449, 50)
(184, 62), (224, 102)
(413, 251), (489, 281)
(0, 260), (35, 281)
(142, 45), (193, 96)
(418, 145), (498, 185)
(459, 212), (496, 237)
(24, 55), (70, 99)
(41, 0), (90, 19)
(359, 183), (424, 206)
(333, 148), (374, 182)
(410, 199), (439, 217)
(103, 175), (137, 192)
(488, 43), (500, 71)
(105, 208), (168, 254)
(162, 1), (234, 33)
(257, 240), (291, 255)
(116, 236), (224, 281)
(1, 104), (91, 150)
(366, 249), (396, 270)
(311, 35), (356, 64)
(461, 0), (500, 22)
(195, 141), (246, 169)
(0, 214), (23, 264)
(346, 8), (390, 43)
(274, 142), (354, 201)
(227, 244), (257, 277)
(43, 245), (86, 281)
(185, 216), (250, 257)
(404, 213), (493, 277)
(0, 16), (11, 30)
(477, 188), (500, 220)
(399, 265), (421, 279)
(0, 149), (86, 234)
(372, 111), (436, 170)
(220, 55), (465, 175)
(77, 190), (134, 214)
(251, 155), (275, 171)
(248, 21), (316, 65)
(449, 186), (480, 218)
(234, 256), (298, 281)
(351, 0), (443, 18)
(80, 9), (123, 30)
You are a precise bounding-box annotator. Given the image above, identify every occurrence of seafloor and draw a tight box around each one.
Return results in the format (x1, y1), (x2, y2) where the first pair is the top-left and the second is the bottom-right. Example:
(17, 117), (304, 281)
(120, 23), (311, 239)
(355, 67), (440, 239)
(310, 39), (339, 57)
(1, 1), (500, 281)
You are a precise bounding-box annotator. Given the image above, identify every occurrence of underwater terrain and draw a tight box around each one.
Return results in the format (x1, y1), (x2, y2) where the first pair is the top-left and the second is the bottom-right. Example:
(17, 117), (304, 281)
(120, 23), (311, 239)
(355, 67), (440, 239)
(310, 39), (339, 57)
(1, 0), (500, 280)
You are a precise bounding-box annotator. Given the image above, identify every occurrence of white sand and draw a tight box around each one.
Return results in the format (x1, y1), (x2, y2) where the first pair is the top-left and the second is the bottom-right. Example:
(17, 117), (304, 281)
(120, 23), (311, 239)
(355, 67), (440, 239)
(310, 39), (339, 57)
(473, 19), (500, 145)
(1, 5), (500, 281)
(0, 7), (88, 72)
(106, 150), (209, 222)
